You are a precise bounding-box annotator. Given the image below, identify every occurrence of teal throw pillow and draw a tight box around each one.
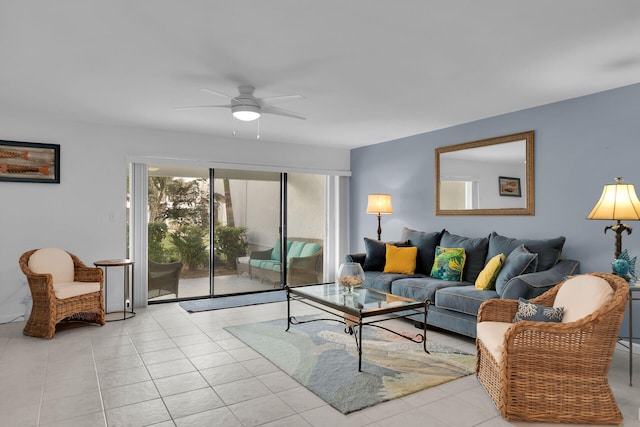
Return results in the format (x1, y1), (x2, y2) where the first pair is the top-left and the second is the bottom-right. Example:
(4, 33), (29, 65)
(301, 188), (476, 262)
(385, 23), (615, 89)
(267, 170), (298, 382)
(494, 245), (538, 295)
(430, 246), (466, 282)
(513, 297), (564, 323)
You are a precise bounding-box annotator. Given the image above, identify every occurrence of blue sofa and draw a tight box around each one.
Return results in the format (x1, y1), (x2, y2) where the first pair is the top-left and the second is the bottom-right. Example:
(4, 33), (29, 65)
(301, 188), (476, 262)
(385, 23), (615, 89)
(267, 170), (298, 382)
(346, 228), (580, 337)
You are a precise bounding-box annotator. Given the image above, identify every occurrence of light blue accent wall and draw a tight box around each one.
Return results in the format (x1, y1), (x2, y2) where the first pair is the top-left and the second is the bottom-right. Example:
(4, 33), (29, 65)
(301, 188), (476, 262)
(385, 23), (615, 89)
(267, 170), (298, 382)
(350, 82), (640, 341)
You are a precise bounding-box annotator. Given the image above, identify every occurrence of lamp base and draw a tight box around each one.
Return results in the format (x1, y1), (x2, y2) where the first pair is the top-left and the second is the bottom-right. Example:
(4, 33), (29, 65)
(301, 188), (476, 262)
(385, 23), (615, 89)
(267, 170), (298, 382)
(605, 220), (632, 259)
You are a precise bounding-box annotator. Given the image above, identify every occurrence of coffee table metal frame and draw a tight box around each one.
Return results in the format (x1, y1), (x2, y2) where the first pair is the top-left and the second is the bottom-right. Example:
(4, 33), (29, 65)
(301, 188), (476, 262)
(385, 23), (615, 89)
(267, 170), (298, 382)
(285, 283), (430, 371)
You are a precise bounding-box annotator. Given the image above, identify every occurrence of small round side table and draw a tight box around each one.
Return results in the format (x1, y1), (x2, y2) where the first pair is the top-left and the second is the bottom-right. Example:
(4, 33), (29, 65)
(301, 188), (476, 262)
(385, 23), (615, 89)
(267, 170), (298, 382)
(94, 258), (135, 322)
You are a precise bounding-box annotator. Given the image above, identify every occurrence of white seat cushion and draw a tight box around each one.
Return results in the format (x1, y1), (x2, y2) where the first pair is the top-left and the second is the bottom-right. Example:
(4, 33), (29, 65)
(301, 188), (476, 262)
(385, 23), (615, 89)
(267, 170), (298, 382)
(28, 248), (75, 283)
(553, 275), (613, 323)
(53, 282), (101, 299)
(476, 321), (512, 363)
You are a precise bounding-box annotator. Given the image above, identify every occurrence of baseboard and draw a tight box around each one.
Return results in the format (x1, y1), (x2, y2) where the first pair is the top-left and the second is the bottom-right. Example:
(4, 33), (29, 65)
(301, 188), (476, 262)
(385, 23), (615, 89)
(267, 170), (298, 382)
(618, 339), (640, 355)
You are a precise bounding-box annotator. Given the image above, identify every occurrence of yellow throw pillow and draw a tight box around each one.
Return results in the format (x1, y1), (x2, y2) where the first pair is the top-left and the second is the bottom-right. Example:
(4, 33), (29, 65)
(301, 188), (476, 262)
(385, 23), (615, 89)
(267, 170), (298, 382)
(383, 244), (418, 274)
(475, 253), (506, 290)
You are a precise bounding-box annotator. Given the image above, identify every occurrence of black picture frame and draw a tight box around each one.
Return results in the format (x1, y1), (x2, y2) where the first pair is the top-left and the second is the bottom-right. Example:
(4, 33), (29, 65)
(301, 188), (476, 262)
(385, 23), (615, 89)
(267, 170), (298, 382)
(498, 176), (521, 197)
(0, 140), (60, 183)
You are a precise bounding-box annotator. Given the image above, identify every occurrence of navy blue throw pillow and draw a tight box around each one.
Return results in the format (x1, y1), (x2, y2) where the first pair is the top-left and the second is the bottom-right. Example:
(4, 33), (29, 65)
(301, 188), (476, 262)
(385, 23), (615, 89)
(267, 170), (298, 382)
(513, 297), (564, 323)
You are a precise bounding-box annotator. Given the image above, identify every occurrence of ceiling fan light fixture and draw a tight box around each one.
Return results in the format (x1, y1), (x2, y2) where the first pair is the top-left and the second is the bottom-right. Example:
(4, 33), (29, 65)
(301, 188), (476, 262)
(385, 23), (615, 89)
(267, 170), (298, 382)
(232, 105), (261, 121)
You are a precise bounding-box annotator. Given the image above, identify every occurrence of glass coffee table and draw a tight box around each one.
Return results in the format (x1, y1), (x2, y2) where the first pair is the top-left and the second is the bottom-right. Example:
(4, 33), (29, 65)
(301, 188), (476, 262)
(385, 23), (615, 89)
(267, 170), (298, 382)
(285, 283), (430, 371)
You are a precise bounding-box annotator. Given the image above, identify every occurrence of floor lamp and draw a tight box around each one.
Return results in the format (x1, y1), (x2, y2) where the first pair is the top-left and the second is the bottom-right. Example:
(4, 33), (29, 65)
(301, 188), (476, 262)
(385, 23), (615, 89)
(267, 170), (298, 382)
(366, 194), (393, 241)
(586, 177), (640, 259)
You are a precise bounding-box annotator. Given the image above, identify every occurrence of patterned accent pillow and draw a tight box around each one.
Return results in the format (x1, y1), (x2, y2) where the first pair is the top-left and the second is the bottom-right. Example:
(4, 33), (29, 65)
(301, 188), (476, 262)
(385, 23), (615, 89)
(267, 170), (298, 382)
(430, 246), (466, 282)
(513, 297), (564, 323)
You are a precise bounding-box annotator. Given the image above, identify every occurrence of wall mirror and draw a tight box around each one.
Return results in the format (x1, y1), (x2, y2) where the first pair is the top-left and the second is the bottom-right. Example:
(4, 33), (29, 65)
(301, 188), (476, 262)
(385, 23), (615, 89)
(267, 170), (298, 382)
(435, 131), (534, 216)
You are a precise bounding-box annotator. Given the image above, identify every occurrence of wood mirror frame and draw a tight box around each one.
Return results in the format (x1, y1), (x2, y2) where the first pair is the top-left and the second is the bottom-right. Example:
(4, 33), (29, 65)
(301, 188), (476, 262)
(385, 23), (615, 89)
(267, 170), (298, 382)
(435, 131), (534, 216)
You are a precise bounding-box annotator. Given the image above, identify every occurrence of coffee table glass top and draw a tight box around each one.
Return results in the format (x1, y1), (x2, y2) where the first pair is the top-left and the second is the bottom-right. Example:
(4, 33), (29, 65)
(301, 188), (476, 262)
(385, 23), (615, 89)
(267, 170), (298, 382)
(288, 283), (424, 316)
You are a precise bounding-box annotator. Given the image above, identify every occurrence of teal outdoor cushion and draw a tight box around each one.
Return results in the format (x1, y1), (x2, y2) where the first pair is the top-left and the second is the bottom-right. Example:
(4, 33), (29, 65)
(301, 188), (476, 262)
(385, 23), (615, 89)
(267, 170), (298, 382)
(249, 259), (264, 268)
(440, 231), (489, 283)
(271, 239), (294, 261)
(486, 232), (565, 272)
(299, 242), (321, 258)
(494, 245), (538, 295)
(287, 241), (306, 261)
(259, 260), (280, 270)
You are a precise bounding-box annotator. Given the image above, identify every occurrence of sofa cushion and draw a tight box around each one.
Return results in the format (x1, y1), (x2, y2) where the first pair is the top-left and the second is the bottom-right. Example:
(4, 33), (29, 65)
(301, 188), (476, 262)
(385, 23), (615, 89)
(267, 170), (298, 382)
(494, 245), (538, 296)
(364, 271), (425, 293)
(363, 238), (409, 271)
(553, 275), (613, 323)
(53, 281), (101, 300)
(299, 242), (321, 258)
(477, 321), (512, 362)
(249, 259), (264, 268)
(400, 227), (444, 275)
(287, 241), (306, 261)
(271, 239), (293, 261)
(28, 248), (75, 283)
(513, 297), (564, 323)
(384, 244), (418, 274)
(430, 246), (466, 281)
(475, 253), (505, 290)
(391, 277), (467, 303)
(440, 231), (489, 283)
(435, 285), (499, 316)
(486, 232), (566, 272)
(259, 260), (280, 270)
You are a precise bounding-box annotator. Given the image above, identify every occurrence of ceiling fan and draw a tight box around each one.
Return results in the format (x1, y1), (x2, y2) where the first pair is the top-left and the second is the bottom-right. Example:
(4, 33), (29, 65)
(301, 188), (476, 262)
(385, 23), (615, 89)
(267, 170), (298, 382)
(176, 85), (307, 122)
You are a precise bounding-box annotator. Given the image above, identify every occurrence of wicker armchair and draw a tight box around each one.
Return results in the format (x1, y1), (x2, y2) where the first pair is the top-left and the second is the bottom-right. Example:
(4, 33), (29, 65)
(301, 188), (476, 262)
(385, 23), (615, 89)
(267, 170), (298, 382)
(476, 272), (627, 425)
(19, 248), (105, 339)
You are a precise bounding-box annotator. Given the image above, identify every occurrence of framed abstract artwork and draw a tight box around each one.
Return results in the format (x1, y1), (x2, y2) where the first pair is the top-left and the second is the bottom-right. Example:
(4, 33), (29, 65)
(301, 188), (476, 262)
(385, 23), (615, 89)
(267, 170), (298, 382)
(0, 140), (60, 183)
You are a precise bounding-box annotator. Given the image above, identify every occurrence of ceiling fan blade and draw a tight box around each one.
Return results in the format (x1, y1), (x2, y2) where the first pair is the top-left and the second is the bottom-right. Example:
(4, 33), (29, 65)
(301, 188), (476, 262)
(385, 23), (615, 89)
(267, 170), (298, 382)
(262, 105), (307, 120)
(260, 94), (304, 105)
(201, 88), (239, 101)
(175, 104), (232, 110)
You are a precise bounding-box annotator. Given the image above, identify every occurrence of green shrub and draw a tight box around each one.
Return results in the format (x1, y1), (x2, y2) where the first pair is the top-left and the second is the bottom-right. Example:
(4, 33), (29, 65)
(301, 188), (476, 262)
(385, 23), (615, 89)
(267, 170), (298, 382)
(148, 221), (169, 262)
(170, 225), (209, 270)
(214, 225), (248, 267)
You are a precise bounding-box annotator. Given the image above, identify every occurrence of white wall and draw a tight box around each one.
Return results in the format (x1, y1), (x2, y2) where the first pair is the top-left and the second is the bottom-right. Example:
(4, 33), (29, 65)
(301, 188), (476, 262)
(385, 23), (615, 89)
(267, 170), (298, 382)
(0, 116), (349, 322)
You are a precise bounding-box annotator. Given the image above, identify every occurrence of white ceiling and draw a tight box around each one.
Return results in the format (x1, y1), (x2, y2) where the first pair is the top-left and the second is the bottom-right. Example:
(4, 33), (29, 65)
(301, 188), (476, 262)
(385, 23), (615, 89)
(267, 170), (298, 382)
(1, 1), (640, 149)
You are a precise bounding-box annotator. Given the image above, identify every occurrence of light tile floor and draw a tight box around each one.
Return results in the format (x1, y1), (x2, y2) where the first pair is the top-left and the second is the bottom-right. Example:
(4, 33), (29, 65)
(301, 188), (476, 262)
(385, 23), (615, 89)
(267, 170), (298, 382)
(1, 299), (639, 427)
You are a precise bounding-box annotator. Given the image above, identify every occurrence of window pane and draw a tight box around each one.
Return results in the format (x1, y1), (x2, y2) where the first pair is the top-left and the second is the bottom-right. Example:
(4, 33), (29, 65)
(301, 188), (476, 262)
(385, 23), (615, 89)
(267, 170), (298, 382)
(286, 173), (326, 286)
(147, 165), (210, 301)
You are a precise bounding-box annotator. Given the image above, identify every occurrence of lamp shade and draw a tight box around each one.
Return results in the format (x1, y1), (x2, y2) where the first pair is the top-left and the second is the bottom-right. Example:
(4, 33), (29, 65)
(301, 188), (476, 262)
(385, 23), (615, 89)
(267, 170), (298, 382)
(586, 178), (640, 220)
(366, 194), (393, 215)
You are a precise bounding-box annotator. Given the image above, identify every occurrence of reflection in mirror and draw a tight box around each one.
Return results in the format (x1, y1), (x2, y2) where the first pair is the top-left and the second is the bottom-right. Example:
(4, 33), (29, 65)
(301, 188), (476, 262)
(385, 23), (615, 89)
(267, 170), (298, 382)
(435, 131), (534, 216)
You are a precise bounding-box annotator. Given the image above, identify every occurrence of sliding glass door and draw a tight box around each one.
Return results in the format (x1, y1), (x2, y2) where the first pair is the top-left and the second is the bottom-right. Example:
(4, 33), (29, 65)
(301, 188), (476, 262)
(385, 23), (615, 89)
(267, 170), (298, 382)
(142, 164), (327, 303)
(147, 165), (211, 301)
(286, 173), (326, 287)
(211, 169), (280, 295)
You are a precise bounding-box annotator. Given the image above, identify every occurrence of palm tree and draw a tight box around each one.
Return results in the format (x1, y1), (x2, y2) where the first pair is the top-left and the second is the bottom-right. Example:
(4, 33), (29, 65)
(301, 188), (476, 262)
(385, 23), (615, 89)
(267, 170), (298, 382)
(223, 178), (235, 227)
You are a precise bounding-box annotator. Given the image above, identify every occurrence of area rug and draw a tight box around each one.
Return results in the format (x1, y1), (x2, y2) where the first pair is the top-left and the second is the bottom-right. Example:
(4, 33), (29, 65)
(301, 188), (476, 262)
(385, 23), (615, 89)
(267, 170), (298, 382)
(179, 290), (287, 313)
(225, 316), (476, 414)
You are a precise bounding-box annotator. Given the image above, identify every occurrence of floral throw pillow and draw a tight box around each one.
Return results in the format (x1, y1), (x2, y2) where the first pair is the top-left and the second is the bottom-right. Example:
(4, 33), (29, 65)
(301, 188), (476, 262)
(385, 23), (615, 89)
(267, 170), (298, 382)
(513, 297), (564, 323)
(430, 246), (466, 281)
